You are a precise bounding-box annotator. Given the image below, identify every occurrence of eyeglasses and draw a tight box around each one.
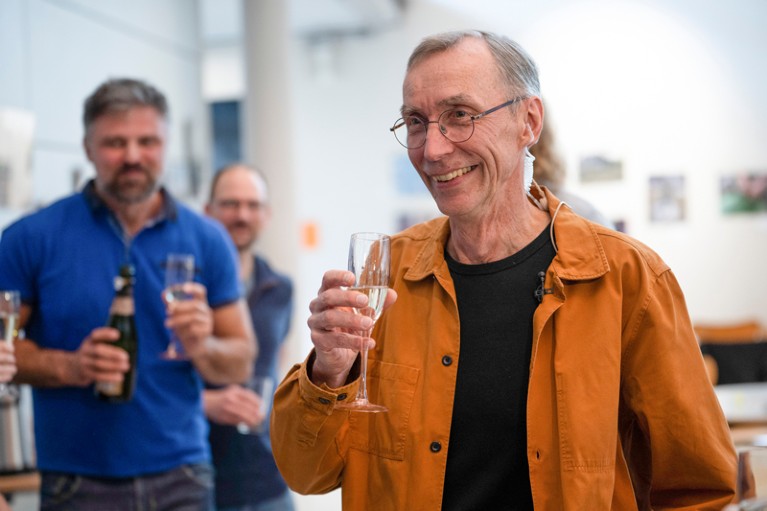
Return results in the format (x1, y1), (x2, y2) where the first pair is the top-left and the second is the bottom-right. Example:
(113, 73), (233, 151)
(213, 199), (266, 212)
(390, 97), (526, 149)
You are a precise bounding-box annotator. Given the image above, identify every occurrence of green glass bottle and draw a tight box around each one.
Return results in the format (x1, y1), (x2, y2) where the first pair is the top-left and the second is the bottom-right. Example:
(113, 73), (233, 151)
(95, 264), (138, 402)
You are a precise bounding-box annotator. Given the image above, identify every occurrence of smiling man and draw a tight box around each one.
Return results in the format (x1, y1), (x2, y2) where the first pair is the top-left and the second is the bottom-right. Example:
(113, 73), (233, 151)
(271, 30), (737, 510)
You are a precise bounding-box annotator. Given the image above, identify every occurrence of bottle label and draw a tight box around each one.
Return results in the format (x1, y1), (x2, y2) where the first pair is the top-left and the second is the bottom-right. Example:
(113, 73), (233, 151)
(110, 296), (135, 316)
(95, 380), (122, 396)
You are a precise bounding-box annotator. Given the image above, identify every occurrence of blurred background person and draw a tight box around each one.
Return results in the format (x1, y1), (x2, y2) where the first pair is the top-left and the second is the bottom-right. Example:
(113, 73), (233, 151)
(529, 104), (615, 229)
(204, 164), (295, 511)
(0, 78), (256, 511)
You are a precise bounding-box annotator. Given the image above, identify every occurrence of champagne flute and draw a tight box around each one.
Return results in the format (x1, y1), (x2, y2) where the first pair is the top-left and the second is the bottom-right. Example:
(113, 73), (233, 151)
(727, 446), (767, 510)
(0, 290), (20, 401)
(336, 232), (390, 413)
(236, 375), (275, 435)
(160, 253), (195, 360)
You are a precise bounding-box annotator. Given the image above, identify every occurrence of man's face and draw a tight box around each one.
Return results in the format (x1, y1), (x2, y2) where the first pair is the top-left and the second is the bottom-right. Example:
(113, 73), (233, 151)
(402, 38), (531, 221)
(205, 167), (270, 251)
(83, 106), (166, 204)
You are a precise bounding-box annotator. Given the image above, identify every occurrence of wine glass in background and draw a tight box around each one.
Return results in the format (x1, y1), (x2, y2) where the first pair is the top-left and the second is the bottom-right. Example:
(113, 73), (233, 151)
(236, 375), (275, 435)
(725, 446), (767, 510)
(336, 232), (391, 413)
(160, 253), (195, 360)
(0, 290), (20, 401)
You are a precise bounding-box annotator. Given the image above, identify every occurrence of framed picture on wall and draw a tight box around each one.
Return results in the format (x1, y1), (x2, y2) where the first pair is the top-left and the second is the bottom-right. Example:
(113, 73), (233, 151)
(0, 108), (35, 209)
(579, 154), (623, 183)
(720, 172), (767, 214)
(649, 175), (686, 222)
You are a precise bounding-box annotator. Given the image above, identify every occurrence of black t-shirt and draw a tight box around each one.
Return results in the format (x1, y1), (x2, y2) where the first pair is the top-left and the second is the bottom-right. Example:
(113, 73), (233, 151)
(442, 226), (555, 511)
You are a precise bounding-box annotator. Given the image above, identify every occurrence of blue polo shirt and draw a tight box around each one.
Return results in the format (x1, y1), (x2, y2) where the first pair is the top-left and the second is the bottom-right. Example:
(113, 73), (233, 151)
(0, 181), (241, 477)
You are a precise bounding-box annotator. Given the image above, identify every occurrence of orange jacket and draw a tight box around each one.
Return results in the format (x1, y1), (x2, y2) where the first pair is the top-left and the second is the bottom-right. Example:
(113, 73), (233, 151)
(271, 189), (737, 510)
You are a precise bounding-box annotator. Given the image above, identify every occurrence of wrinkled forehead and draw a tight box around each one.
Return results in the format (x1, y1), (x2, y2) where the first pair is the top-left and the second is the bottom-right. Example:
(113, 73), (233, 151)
(401, 41), (504, 112)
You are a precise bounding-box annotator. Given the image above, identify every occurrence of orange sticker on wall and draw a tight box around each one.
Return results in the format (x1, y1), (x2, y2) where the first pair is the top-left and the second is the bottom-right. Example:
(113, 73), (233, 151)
(301, 221), (319, 250)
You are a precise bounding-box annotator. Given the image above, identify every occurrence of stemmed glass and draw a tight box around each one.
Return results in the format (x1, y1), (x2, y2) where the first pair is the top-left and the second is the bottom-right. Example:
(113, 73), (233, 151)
(0, 290), (20, 401)
(160, 253), (195, 360)
(724, 446), (767, 510)
(336, 232), (391, 413)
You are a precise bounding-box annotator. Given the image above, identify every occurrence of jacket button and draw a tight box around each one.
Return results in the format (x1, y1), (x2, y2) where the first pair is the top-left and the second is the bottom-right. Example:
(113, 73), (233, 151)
(441, 355), (452, 366)
(318, 397), (331, 405)
(337, 393), (348, 401)
(430, 441), (442, 453)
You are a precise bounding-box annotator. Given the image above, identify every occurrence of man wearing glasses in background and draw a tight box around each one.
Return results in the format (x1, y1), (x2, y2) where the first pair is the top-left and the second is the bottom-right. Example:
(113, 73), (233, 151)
(270, 30), (737, 510)
(204, 163), (295, 511)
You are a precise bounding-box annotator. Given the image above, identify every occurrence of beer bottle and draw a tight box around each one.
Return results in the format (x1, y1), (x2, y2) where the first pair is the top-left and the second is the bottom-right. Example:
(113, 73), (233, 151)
(95, 264), (138, 402)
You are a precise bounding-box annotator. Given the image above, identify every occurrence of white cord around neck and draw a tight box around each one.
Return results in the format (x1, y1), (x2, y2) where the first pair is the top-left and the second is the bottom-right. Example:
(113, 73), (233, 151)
(549, 200), (568, 253)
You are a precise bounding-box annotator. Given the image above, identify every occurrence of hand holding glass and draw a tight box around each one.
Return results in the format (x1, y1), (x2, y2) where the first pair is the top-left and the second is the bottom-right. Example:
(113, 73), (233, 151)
(237, 376), (274, 435)
(0, 290), (20, 401)
(336, 232), (391, 413)
(160, 253), (195, 360)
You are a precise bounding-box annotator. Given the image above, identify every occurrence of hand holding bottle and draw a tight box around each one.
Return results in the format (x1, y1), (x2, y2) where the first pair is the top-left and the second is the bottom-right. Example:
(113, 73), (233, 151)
(80, 327), (132, 389)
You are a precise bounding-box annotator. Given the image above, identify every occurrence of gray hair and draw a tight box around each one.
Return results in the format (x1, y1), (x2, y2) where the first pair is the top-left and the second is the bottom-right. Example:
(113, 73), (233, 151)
(83, 78), (168, 134)
(407, 30), (540, 98)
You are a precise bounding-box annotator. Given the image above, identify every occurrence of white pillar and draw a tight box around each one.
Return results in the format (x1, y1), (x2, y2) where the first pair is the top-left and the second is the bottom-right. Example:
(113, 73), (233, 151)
(242, 0), (297, 279)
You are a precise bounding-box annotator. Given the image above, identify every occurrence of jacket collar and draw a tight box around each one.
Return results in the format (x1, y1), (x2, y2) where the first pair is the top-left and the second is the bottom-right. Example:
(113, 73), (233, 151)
(536, 186), (610, 282)
(403, 217), (451, 283)
(403, 185), (609, 283)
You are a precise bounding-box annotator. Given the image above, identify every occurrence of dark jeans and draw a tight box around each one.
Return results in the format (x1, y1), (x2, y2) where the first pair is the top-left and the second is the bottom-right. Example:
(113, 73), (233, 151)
(40, 463), (214, 511)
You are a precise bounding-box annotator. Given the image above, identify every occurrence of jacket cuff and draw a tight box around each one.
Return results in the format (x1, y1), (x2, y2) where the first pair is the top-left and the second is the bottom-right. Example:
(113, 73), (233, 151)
(298, 350), (360, 414)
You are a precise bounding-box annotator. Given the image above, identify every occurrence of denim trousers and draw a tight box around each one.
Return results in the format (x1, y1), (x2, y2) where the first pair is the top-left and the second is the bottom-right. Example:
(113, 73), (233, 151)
(40, 463), (215, 511)
(217, 490), (295, 511)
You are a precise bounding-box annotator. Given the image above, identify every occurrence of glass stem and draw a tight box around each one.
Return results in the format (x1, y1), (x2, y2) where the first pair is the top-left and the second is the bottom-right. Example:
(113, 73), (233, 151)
(358, 329), (372, 402)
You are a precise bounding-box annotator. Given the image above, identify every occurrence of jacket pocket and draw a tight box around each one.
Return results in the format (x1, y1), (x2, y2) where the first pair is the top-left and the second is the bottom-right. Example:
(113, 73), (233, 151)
(348, 359), (419, 461)
(556, 372), (616, 473)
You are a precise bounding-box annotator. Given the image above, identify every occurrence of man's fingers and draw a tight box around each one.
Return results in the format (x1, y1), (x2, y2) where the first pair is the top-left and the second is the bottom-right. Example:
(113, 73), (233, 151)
(318, 270), (355, 294)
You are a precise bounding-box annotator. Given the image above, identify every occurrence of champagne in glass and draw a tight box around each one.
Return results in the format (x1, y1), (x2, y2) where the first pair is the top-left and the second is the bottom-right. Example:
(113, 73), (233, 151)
(336, 232), (390, 413)
(160, 253), (195, 360)
(0, 290), (20, 401)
